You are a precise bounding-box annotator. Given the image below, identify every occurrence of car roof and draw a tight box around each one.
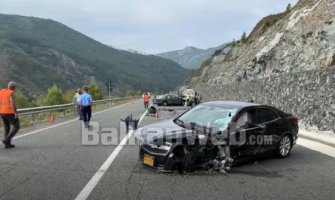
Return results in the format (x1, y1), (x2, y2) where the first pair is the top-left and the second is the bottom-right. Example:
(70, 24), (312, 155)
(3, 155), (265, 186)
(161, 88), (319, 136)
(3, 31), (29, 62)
(202, 101), (260, 109)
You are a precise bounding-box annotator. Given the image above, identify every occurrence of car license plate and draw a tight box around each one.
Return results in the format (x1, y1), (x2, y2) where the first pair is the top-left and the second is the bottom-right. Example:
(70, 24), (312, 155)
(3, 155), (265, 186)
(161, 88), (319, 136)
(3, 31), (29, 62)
(144, 155), (154, 167)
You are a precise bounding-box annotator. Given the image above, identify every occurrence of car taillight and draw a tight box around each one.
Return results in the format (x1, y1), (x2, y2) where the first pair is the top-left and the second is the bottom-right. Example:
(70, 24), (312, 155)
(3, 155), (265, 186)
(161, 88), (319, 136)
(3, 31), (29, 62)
(293, 117), (299, 124)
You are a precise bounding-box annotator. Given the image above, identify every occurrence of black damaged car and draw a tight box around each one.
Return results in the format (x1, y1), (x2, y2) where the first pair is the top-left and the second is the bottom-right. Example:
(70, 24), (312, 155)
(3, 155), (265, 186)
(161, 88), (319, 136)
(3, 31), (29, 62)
(135, 101), (299, 173)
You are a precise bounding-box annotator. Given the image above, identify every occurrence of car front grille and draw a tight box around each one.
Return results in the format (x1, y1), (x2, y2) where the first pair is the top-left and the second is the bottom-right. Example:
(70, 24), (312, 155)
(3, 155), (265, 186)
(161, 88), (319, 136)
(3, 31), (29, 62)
(142, 143), (171, 155)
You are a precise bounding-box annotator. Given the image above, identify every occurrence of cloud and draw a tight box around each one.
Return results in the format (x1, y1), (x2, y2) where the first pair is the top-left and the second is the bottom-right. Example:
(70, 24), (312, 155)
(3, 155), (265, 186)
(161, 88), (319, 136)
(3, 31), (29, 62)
(0, 0), (299, 53)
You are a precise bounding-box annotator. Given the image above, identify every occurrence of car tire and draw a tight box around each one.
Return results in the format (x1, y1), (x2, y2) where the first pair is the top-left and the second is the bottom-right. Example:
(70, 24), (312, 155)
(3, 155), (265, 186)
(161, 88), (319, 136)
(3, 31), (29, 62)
(277, 134), (292, 158)
(163, 102), (168, 106)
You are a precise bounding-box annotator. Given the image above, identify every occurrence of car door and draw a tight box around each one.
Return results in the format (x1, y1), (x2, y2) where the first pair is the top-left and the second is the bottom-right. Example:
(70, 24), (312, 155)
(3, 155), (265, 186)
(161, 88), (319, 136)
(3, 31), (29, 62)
(169, 95), (176, 105)
(171, 95), (180, 105)
(230, 109), (264, 158)
(254, 107), (282, 153)
(166, 95), (172, 105)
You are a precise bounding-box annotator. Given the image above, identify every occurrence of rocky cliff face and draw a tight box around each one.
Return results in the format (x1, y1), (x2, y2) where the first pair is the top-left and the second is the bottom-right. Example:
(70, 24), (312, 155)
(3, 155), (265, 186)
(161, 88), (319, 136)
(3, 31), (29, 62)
(188, 0), (335, 132)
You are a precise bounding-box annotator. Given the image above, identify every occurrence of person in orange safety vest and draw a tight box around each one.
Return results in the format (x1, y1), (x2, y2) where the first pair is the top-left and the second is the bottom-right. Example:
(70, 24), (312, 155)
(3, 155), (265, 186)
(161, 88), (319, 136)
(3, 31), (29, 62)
(143, 93), (150, 109)
(0, 81), (20, 148)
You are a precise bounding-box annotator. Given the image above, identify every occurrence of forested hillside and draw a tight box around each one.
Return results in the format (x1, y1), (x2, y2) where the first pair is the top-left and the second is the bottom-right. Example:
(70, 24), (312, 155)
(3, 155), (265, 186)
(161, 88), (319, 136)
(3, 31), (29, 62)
(0, 14), (189, 97)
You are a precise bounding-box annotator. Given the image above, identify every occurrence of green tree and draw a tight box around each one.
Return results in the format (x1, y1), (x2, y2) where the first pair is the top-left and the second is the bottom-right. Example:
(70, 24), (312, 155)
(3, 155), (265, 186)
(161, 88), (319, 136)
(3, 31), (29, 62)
(88, 82), (104, 100)
(286, 3), (292, 12)
(44, 84), (65, 106)
(241, 32), (247, 43)
(15, 91), (31, 109)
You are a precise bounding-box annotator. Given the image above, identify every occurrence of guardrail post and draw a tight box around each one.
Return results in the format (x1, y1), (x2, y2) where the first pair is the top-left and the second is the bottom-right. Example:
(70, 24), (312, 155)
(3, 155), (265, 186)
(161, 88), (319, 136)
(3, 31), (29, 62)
(32, 113), (35, 124)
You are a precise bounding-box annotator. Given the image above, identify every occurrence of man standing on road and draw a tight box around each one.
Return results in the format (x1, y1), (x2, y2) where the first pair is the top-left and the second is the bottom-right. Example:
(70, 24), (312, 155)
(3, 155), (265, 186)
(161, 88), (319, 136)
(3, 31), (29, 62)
(80, 86), (93, 128)
(0, 81), (20, 148)
(143, 93), (150, 109)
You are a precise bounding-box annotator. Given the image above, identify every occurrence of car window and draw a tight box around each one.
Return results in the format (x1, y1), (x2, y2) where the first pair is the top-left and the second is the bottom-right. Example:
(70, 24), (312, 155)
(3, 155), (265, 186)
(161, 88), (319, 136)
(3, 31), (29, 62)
(167, 95), (172, 99)
(255, 108), (279, 124)
(236, 111), (252, 129)
(156, 95), (166, 99)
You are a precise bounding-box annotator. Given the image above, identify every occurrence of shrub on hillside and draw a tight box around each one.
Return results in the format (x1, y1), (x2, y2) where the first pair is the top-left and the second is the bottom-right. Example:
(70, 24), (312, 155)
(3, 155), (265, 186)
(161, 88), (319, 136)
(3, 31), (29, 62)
(44, 85), (65, 106)
(88, 82), (104, 100)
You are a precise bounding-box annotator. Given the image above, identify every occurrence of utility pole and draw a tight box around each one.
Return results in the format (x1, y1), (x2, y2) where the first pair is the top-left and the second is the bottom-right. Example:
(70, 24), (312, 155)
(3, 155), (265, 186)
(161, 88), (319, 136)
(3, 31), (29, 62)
(106, 79), (112, 97)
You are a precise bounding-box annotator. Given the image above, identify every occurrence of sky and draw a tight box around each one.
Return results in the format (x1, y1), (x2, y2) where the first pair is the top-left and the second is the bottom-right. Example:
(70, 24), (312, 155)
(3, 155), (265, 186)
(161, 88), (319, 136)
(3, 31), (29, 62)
(0, 0), (299, 54)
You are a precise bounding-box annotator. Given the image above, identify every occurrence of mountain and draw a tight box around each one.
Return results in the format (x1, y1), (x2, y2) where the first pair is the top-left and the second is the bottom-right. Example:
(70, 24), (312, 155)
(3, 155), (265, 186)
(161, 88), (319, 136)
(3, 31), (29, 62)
(187, 0), (335, 132)
(0, 14), (189, 97)
(156, 44), (228, 69)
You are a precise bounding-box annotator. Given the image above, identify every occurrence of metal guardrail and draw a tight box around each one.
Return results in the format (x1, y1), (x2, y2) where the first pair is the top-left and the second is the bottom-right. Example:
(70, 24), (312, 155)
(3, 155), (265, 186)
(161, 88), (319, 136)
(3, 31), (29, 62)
(17, 97), (133, 117)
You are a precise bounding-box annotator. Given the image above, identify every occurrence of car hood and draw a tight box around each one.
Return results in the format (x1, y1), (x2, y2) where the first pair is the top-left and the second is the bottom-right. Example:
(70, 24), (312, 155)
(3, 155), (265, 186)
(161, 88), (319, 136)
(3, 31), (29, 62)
(135, 119), (195, 144)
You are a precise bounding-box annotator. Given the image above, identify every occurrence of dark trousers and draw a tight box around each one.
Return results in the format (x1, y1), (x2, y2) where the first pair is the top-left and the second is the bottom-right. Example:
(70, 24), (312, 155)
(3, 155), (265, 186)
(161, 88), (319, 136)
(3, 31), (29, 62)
(144, 102), (149, 109)
(81, 106), (92, 127)
(1, 114), (20, 144)
(77, 105), (83, 119)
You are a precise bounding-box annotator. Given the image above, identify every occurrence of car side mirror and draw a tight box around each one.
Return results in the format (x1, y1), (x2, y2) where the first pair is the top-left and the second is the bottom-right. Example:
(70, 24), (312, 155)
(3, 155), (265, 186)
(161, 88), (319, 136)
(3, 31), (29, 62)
(244, 122), (253, 128)
(257, 124), (266, 129)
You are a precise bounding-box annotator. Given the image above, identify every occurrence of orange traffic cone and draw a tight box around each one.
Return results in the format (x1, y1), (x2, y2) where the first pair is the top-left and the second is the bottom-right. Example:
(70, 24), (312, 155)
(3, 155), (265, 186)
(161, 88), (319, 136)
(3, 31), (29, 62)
(49, 114), (55, 124)
(132, 98), (135, 104)
(155, 111), (159, 120)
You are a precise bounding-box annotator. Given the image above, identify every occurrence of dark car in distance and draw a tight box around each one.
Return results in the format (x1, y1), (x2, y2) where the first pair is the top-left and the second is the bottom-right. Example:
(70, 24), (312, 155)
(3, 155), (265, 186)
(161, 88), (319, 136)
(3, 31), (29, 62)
(153, 94), (184, 106)
(135, 101), (299, 173)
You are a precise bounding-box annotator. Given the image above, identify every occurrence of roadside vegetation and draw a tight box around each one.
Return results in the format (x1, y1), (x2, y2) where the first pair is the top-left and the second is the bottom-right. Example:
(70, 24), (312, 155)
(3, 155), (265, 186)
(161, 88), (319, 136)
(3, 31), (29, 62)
(15, 82), (105, 109)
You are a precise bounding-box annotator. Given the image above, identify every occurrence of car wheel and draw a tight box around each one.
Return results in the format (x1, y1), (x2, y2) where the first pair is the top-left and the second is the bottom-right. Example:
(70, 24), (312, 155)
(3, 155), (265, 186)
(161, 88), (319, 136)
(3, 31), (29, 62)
(277, 134), (292, 158)
(163, 102), (168, 106)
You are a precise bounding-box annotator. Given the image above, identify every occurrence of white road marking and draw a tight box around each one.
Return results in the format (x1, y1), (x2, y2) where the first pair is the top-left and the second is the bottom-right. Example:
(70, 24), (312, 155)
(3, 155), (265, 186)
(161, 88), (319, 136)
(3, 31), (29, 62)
(13, 101), (138, 140)
(297, 138), (335, 158)
(74, 110), (148, 200)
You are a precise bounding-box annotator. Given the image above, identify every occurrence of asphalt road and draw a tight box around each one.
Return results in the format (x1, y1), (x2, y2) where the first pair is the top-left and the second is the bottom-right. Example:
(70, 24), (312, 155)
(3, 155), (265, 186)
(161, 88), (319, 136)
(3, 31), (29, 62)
(0, 101), (334, 200)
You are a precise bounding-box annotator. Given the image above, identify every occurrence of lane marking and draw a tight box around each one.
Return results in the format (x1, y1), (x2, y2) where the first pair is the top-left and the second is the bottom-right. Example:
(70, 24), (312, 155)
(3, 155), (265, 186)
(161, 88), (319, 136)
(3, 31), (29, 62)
(13, 101), (139, 140)
(298, 138), (335, 158)
(74, 110), (148, 200)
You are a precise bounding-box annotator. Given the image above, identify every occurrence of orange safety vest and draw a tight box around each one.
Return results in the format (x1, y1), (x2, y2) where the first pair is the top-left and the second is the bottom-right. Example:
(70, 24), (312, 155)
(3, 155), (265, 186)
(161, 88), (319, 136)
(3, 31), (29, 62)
(144, 95), (150, 103)
(0, 89), (15, 114)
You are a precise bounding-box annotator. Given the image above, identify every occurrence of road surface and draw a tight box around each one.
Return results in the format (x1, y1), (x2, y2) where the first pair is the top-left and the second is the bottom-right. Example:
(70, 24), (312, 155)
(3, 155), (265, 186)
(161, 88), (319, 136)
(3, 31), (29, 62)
(0, 101), (334, 200)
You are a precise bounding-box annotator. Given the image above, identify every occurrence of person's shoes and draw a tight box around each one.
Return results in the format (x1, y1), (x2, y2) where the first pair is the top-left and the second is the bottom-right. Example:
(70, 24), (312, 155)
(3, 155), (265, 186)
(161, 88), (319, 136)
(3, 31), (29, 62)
(5, 143), (15, 149)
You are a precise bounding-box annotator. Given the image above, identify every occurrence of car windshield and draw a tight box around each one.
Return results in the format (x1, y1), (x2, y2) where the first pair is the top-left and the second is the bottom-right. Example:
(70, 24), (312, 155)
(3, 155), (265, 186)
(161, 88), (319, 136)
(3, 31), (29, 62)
(175, 105), (238, 130)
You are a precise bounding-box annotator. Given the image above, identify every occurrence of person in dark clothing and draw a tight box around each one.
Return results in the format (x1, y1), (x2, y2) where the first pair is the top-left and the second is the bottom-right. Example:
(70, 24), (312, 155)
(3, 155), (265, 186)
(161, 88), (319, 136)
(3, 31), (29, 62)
(121, 115), (138, 134)
(80, 86), (93, 128)
(0, 81), (20, 148)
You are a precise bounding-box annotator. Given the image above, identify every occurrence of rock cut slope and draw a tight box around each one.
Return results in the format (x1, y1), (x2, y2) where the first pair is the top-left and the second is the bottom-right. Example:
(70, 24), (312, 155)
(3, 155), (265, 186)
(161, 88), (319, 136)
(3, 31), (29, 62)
(189, 0), (334, 86)
(188, 0), (335, 132)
